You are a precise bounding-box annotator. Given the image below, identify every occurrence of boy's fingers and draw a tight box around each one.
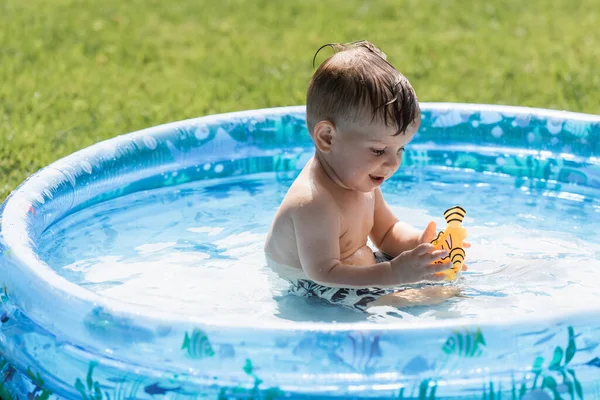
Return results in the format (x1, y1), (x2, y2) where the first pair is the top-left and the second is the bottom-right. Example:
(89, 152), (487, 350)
(463, 242), (471, 248)
(427, 262), (452, 273)
(428, 249), (449, 261)
(462, 264), (468, 271)
(413, 243), (435, 255)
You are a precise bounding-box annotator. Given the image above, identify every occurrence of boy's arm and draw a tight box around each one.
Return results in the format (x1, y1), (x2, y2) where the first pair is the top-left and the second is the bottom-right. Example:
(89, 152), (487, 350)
(369, 188), (421, 256)
(293, 195), (398, 288)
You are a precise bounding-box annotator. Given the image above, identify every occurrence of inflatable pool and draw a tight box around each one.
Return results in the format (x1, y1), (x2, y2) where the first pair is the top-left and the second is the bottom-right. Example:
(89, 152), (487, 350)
(1, 104), (599, 399)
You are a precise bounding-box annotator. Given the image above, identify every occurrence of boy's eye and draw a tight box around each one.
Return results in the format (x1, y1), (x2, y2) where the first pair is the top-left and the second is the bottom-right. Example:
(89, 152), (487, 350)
(371, 148), (386, 156)
(397, 147), (405, 154)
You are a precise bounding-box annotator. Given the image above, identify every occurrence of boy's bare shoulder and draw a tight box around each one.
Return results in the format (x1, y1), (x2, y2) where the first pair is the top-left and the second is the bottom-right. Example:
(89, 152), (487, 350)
(283, 174), (338, 217)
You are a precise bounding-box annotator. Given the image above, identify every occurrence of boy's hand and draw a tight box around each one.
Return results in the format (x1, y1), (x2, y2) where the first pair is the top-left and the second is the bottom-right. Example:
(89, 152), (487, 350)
(390, 243), (452, 284)
(417, 221), (470, 271)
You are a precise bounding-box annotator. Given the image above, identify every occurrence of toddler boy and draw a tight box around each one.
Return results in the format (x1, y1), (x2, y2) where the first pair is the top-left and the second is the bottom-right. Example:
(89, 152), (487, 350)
(265, 41), (467, 312)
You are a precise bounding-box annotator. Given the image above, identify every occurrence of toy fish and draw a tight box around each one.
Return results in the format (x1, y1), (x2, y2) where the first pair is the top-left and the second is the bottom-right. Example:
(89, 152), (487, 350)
(431, 206), (468, 281)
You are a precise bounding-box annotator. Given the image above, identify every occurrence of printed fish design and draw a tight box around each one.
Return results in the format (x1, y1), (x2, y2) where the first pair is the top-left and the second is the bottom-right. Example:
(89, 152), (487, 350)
(182, 329), (215, 359)
(585, 357), (600, 368)
(442, 327), (486, 357)
(334, 333), (382, 373)
(3, 365), (16, 381)
(144, 383), (182, 396)
(518, 328), (550, 337)
(563, 120), (591, 138)
(431, 206), (468, 281)
(83, 307), (158, 344)
(1, 249), (13, 259)
(293, 332), (382, 373)
(0, 309), (37, 337)
(533, 332), (556, 346)
(402, 355), (435, 375)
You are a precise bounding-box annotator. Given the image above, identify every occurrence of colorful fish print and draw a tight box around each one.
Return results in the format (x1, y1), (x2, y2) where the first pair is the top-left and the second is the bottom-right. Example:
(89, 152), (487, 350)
(182, 329), (215, 359)
(442, 327), (486, 358)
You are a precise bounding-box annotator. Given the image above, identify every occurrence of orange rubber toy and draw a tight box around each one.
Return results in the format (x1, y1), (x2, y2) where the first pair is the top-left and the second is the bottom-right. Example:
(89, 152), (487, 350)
(431, 206), (468, 281)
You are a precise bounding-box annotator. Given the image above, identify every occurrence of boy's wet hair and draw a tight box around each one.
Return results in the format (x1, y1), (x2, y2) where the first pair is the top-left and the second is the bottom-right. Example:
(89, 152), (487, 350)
(306, 40), (420, 136)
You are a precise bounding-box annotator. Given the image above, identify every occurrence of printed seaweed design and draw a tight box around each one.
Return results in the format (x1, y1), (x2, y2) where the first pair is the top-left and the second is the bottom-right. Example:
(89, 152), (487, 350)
(394, 327), (487, 399)
(0, 383), (15, 400)
(26, 368), (53, 400)
(477, 326), (583, 400)
(75, 361), (111, 400)
(395, 378), (438, 400)
(0, 355), (16, 400)
(0, 362), (51, 400)
(423, 325), (584, 400)
(1, 285), (9, 323)
(481, 381), (504, 400)
(110, 377), (145, 400)
(179, 329), (283, 398)
(517, 326), (582, 400)
(217, 359), (284, 400)
(395, 376), (440, 399)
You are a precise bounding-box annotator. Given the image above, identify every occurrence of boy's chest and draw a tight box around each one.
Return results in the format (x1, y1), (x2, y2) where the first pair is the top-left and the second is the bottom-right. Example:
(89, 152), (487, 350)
(338, 192), (375, 242)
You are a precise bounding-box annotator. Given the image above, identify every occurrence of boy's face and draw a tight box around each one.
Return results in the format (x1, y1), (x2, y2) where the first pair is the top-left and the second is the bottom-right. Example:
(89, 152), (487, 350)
(325, 115), (419, 193)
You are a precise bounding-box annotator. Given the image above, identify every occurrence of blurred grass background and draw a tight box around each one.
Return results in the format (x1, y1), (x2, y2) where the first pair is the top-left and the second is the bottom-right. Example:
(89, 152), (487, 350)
(1, 0), (599, 200)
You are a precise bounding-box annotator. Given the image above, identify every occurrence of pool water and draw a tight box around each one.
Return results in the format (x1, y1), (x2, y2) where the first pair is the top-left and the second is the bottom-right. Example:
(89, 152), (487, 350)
(37, 160), (600, 325)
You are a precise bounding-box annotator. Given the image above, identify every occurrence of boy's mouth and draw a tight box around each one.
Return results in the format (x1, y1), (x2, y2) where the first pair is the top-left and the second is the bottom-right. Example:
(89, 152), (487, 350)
(369, 175), (385, 185)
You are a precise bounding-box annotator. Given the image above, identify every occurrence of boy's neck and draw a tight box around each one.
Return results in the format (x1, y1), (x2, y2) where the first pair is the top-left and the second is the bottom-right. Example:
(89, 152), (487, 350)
(313, 151), (352, 191)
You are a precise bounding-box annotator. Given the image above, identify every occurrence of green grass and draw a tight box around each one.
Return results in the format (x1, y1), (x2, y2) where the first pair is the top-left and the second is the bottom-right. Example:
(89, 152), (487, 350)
(1, 0), (599, 200)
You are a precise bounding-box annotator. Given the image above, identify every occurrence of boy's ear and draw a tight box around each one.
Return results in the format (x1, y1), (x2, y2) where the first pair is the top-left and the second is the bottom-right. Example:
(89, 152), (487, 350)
(313, 121), (337, 152)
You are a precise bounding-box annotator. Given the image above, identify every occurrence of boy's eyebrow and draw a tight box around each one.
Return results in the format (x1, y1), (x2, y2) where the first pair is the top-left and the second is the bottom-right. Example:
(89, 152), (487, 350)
(365, 138), (408, 148)
(366, 138), (399, 144)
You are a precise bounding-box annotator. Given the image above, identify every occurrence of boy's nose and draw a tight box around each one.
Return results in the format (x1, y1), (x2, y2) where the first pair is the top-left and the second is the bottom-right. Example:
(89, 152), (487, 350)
(384, 152), (401, 169)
